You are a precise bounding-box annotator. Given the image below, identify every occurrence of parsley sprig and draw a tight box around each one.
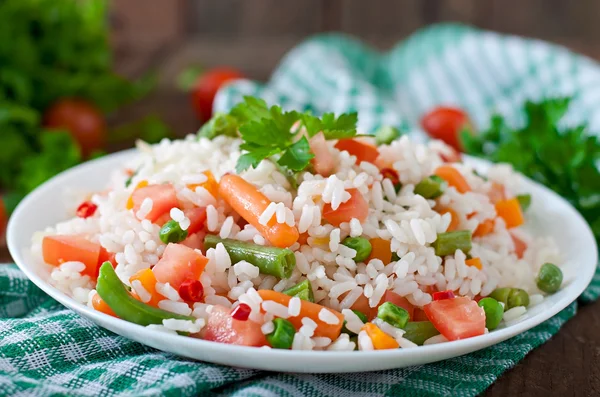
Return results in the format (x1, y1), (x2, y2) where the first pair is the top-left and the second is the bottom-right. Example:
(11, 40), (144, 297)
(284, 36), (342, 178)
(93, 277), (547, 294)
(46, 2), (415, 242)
(461, 97), (600, 243)
(206, 96), (358, 174)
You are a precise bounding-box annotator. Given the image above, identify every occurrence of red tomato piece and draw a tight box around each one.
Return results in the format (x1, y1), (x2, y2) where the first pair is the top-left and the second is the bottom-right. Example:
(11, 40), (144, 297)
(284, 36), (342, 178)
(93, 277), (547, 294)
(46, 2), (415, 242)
(76, 201), (98, 218)
(309, 132), (336, 176)
(423, 296), (486, 341)
(152, 243), (208, 289)
(412, 308), (429, 322)
(380, 168), (399, 186)
(42, 235), (101, 277)
(184, 207), (207, 235)
(131, 184), (178, 222)
(432, 290), (455, 301)
(421, 107), (471, 152)
(98, 247), (116, 270)
(192, 67), (244, 121)
(200, 305), (266, 346)
(181, 232), (205, 251)
(322, 188), (368, 226)
(511, 232), (527, 259)
(334, 139), (379, 165)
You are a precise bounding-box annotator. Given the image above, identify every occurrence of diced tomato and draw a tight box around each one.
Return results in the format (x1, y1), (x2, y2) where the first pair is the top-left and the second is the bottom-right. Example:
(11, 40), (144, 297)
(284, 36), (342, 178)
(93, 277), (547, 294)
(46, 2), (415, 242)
(380, 168), (399, 186)
(152, 243), (208, 289)
(76, 201), (98, 218)
(423, 296), (486, 341)
(488, 182), (506, 204)
(97, 247), (116, 276)
(153, 213), (171, 227)
(412, 308), (429, 322)
(42, 235), (101, 277)
(132, 184), (178, 222)
(181, 232), (205, 251)
(322, 188), (368, 226)
(334, 138), (379, 165)
(350, 294), (372, 318)
(309, 132), (336, 176)
(511, 233), (527, 259)
(200, 305), (267, 346)
(184, 207), (207, 234)
(432, 290), (455, 301)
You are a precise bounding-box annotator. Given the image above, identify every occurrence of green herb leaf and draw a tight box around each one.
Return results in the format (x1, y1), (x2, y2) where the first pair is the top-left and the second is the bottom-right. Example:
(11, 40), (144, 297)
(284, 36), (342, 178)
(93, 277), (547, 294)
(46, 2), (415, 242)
(198, 113), (239, 140)
(278, 136), (314, 171)
(301, 112), (358, 139)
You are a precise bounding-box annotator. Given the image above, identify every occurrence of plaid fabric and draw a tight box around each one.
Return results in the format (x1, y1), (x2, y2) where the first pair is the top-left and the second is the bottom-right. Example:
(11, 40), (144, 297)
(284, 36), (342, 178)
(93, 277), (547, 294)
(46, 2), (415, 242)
(2, 23), (599, 396)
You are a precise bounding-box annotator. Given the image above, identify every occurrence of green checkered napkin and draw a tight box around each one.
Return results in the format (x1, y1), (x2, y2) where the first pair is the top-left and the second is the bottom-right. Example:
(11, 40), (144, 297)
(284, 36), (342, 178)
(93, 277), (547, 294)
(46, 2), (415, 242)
(2, 23), (599, 396)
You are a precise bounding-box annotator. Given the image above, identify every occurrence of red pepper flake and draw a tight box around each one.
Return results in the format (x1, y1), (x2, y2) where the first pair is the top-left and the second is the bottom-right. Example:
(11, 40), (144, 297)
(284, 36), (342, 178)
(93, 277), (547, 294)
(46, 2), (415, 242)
(432, 290), (455, 301)
(76, 201), (98, 218)
(178, 279), (204, 303)
(380, 168), (400, 185)
(231, 303), (251, 321)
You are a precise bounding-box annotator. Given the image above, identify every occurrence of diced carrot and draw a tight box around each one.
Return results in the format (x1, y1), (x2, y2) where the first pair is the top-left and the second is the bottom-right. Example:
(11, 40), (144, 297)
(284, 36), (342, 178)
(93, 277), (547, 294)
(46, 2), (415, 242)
(367, 238), (392, 265)
(129, 268), (162, 307)
(465, 257), (482, 270)
(495, 198), (524, 229)
(92, 292), (117, 317)
(126, 180), (149, 209)
(362, 322), (399, 349)
(434, 165), (470, 193)
(473, 218), (495, 237)
(257, 290), (344, 340)
(322, 188), (368, 226)
(219, 174), (299, 248)
(334, 138), (379, 165)
(297, 232), (309, 246)
(309, 132), (336, 176)
(488, 182), (506, 204)
(511, 233), (527, 259)
(42, 235), (101, 278)
(439, 208), (459, 231)
(350, 294), (372, 318)
(187, 171), (219, 199)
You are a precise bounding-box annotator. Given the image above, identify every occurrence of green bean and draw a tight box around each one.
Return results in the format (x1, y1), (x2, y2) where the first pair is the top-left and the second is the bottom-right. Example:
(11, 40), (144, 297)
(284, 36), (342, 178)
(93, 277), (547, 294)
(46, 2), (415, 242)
(283, 279), (314, 302)
(391, 252), (400, 262)
(402, 321), (440, 346)
(349, 334), (359, 350)
(266, 318), (295, 349)
(477, 297), (503, 330)
(159, 220), (188, 244)
(375, 125), (401, 145)
(516, 194), (532, 212)
(536, 263), (563, 294)
(341, 237), (372, 262)
(377, 302), (409, 329)
(414, 175), (447, 199)
(204, 235), (295, 278)
(341, 310), (368, 335)
(197, 113), (239, 140)
(432, 230), (472, 256)
(96, 262), (194, 326)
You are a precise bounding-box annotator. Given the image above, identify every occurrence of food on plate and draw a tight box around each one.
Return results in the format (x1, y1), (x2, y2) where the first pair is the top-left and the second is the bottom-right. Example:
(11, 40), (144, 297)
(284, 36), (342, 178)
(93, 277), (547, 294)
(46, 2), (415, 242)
(31, 97), (563, 351)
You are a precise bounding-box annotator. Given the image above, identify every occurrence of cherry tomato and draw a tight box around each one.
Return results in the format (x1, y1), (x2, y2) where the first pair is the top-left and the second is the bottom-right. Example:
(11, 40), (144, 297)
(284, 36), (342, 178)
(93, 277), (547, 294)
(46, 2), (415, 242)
(421, 107), (472, 151)
(192, 67), (244, 121)
(43, 99), (106, 158)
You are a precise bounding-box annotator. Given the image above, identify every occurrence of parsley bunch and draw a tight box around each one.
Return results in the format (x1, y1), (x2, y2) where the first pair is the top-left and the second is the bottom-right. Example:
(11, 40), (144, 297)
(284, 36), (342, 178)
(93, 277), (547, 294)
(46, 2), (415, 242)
(201, 96), (358, 174)
(461, 97), (600, 243)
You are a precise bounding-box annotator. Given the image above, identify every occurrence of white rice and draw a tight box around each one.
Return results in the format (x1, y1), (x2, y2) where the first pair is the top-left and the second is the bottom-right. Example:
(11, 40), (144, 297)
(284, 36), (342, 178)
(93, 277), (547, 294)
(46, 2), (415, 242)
(318, 308), (340, 325)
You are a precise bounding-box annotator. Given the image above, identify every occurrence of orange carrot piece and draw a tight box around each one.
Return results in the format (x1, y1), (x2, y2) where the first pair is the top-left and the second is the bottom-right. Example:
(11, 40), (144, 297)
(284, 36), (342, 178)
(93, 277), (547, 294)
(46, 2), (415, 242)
(439, 208), (459, 231)
(367, 238), (392, 265)
(126, 180), (148, 210)
(495, 198), (524, 229)
(434, 165), (470, 194)
(473, 218), (495, 237)
(187, 170), (219, 199)
(129, 268), (162, 307)
(92, 292), (117, 317)
(219, 175), (299, 248)
(362, 322), (399, 349)
(257, 290), (344, 340)
(488, 182), (506, 204)
(510, 233), (527, 259)
(465, 257), (483, 270)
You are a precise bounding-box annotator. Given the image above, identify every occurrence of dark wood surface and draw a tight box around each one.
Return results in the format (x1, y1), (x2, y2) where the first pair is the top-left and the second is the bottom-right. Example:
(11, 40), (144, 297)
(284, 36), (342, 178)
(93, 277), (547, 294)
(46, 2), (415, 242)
(4, 1), (600, 395)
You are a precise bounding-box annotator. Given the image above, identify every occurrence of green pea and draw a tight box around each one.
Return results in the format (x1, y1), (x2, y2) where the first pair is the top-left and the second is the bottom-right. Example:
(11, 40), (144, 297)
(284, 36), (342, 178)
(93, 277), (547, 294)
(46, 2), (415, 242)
(477, 297), (504, 330)
(507, 288), (529, 309)
(536, 263), (563, 294)
(375, 125), (401, 145)
(414, 175), (447, 199)
(377, 302), (409, 329)
(159, 220), (188, 244)
(490, 287), (511, 307)
(342, 237), (372, 262)
(266, 318), (295, 349)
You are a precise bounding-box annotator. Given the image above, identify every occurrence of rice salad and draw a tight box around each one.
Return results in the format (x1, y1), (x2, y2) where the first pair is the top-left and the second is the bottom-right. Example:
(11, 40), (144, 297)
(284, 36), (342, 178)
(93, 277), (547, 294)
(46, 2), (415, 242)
(31, 97), (564, 351)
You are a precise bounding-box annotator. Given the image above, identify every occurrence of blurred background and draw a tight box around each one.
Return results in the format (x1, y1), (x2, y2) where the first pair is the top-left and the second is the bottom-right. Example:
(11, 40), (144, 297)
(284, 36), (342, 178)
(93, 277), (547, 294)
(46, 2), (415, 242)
(2, 0), (600, 259)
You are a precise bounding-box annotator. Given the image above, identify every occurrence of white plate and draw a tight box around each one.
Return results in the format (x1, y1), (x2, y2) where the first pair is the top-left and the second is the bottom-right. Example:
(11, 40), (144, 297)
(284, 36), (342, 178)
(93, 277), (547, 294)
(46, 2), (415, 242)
(7, 150), (598, 373)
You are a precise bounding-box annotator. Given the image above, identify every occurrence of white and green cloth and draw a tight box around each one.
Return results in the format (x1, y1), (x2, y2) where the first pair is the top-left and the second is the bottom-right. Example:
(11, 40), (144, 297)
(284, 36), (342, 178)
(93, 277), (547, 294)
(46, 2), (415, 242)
(2, 24), (599, 396)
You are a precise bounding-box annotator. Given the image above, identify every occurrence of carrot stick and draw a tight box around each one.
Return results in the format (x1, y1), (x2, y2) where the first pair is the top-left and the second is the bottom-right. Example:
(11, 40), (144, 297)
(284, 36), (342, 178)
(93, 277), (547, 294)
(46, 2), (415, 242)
(367, 238), (392, 265)
(473, 218), (495, 237)
(465, 257), (482, 270)
(495, 198), (524, 229)
(219, 175), (299, 248)
(257, 290), (344, 340)
(92, 292), (117, 317)
(129, 268), (162, 307)
(434, 165), (470, 193)
(362, 322), (399, 349)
